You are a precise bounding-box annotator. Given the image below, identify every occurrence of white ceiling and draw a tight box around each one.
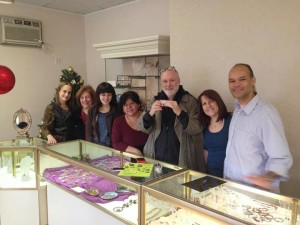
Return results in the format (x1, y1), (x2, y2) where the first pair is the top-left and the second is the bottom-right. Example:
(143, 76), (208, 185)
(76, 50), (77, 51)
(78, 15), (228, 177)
(13, 0), (137, 15)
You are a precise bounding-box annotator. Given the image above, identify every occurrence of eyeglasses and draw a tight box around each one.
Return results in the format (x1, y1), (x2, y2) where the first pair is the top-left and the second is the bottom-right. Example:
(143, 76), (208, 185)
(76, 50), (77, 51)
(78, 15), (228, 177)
(160, 66), (177, 74)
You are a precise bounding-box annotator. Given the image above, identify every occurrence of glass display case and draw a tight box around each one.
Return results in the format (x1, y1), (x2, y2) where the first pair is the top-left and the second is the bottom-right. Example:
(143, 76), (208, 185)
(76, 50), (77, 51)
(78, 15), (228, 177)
(0, 137), (48, 225)
(36, 140), (182, 225)
(142, 170), (299, 225)
(0, 137), (47, 188)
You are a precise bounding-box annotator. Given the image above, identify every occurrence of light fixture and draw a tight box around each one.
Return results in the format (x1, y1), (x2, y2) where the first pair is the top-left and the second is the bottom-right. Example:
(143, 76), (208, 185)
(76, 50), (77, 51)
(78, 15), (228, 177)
(0, 0), (13, 4)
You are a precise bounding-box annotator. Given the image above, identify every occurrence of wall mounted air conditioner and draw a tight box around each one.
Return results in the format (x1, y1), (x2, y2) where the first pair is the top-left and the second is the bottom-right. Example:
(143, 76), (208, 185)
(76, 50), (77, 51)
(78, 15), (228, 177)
(0, 16), (42, 47)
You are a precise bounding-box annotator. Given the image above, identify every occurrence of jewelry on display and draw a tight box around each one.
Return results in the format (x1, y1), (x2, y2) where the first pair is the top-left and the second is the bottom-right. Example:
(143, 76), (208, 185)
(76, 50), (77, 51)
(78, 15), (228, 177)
(116, 186), (131, 193)
(154, 163), (162, 174)
(85, 189), (100, 196)
(100, 191), (119, 200)
(113, 199), (137, 212)
(146, 208), (162, 222)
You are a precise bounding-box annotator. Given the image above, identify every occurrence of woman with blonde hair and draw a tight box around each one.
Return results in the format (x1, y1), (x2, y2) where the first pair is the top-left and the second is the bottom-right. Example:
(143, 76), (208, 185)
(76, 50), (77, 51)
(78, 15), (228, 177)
(40, 81), (73, 144)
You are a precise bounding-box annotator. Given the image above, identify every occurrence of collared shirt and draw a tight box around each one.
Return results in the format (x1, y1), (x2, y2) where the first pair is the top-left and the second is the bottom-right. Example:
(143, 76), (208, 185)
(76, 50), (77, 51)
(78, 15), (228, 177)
(224, 95), (293, 189)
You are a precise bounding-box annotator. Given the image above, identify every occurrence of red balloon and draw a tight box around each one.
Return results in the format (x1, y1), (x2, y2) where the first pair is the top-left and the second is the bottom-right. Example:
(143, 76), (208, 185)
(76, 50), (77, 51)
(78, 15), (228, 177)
(0, 65), (16, 95)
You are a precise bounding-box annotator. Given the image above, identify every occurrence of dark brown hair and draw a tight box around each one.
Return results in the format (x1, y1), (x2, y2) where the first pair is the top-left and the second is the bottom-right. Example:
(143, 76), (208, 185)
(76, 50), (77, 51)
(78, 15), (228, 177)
(198, 89), (229, 129)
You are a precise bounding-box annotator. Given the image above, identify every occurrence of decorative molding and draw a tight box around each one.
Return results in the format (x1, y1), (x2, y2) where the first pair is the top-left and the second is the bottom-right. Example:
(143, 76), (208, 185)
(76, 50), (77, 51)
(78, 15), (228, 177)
(93, 35), (170, 59)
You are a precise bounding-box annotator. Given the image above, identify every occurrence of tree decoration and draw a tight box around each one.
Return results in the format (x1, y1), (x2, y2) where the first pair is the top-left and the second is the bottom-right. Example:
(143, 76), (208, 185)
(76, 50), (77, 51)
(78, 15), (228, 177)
(0, 65), (16, 95)
(60, 66), (84, 95)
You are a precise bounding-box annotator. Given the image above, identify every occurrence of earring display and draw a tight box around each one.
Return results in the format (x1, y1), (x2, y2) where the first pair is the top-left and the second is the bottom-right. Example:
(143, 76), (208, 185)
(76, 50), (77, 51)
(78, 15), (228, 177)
(118, 162), (154, 177)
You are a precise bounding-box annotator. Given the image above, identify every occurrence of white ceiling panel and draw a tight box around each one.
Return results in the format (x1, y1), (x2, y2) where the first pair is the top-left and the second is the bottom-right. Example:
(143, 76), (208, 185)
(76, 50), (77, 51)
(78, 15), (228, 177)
(13, 0), (136, 15)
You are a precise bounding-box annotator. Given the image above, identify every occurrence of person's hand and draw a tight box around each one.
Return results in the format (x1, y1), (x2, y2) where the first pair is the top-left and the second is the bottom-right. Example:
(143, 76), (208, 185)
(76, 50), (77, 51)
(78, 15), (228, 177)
(47, 134), (57, 145)
(149, 100), (163, 116)
(244, 175), (274, 190)
(160, 100), (182, 115)
(125, 146), (143, 157)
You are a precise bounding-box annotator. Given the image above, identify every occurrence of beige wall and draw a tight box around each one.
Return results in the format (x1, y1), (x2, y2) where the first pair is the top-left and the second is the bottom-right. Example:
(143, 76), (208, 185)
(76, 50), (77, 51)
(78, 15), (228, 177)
(0, 4), (86, 140)
(170, 0), (300, 197)
(84, 0), (170, 89)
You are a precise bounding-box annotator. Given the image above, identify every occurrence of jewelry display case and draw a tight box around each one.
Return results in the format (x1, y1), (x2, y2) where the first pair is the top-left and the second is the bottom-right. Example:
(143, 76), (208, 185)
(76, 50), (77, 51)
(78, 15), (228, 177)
(0, 137), (48, 225)
(0, 137), (46, 188)
(142, 170), (300, 225)
(37, 140), (182, 225)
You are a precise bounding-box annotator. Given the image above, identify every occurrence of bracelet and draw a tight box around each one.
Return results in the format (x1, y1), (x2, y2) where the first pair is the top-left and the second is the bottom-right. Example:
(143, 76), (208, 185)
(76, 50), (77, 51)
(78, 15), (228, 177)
(113, 199), (137, 212)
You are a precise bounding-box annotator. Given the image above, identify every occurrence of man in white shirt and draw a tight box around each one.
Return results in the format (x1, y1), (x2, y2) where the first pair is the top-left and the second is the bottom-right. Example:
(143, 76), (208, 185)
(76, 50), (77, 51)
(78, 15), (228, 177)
(224, 63), (293, 192)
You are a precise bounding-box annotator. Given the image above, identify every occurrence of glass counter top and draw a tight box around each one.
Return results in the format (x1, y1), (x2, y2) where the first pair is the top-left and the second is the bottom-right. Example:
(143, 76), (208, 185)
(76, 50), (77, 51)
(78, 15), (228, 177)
(145, 170), (299, 225)
(39, 140), (182, 185)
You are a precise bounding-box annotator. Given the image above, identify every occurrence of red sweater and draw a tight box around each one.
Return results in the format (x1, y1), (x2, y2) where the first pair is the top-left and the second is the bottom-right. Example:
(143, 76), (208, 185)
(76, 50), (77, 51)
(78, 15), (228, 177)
(112, 115), (148, 152)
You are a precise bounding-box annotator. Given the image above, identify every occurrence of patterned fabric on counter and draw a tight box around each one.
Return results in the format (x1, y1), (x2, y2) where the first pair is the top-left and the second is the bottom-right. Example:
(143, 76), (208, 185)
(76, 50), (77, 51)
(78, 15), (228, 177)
(43, 155), (134, 203)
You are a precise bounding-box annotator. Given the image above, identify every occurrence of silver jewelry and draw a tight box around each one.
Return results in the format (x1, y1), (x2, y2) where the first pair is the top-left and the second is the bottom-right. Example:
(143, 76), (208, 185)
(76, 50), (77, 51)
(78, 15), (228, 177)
(113, 199), (137, 212)
(146, 208), (162, 222)
(100, 191), (118, 200)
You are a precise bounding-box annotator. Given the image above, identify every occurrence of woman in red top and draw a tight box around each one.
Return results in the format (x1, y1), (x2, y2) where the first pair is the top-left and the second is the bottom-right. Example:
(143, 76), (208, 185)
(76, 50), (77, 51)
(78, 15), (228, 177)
(112, 91), (148, 156)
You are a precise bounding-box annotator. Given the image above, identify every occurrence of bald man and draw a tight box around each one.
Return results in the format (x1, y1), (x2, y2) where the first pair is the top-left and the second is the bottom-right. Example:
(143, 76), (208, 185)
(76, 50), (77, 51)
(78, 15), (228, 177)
(224, 63), (293, 192)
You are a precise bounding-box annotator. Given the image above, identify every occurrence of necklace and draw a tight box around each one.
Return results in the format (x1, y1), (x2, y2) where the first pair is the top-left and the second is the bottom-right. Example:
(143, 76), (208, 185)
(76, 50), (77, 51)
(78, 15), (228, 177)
(125, 114), (140, 131)
(209, 119), (224, 132)
(113, 199), (137, 212)
(146, 208), (162, 222)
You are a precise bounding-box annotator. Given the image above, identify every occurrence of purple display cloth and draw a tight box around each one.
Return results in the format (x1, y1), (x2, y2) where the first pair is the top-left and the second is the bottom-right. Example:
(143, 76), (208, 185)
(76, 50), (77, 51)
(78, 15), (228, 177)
(43, 155), (134, 203)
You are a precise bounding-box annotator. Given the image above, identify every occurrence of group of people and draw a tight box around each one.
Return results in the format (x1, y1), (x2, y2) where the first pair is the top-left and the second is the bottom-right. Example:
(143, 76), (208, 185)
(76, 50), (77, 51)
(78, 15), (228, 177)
(40, 63), (293, 193)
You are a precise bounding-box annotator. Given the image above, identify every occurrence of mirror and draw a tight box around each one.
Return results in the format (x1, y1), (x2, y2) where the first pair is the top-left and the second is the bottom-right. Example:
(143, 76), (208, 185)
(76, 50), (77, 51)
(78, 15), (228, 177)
(13, 108), (32, 140)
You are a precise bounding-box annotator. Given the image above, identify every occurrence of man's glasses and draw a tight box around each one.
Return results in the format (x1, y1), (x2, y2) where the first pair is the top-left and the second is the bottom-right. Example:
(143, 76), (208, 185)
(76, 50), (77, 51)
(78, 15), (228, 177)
(160, 66), (177, 74)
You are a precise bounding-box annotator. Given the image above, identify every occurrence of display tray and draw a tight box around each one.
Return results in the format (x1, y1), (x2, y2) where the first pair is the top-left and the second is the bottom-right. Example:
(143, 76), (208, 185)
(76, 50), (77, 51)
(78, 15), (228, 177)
(42, 155), (136, 204)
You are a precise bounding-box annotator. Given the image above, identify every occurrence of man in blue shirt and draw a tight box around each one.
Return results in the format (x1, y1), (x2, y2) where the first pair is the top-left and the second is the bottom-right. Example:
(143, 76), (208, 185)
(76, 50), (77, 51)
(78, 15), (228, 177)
(224, 63), (293, 192)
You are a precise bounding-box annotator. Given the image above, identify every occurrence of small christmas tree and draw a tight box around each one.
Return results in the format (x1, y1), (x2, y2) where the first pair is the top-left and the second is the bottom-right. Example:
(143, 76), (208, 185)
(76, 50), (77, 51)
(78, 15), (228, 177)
(60, 66), (84, 95)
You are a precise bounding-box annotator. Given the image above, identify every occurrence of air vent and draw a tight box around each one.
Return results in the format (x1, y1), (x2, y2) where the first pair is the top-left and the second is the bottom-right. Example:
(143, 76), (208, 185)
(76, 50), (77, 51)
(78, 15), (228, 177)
(0, 16), (42, 47)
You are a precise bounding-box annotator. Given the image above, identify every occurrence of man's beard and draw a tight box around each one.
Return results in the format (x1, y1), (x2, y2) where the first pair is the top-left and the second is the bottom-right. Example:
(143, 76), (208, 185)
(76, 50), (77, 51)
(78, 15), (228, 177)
(163, 84), (179, 99)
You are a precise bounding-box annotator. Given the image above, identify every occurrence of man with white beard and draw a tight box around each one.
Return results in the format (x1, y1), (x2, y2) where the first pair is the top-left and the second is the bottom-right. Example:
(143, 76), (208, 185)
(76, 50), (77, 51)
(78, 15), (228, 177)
(137, 66), (205, 172)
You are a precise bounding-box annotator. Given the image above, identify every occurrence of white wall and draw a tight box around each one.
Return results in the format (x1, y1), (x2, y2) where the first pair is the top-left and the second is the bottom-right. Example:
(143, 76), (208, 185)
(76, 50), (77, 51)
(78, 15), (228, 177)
(84, 0), (170, 89)
(0, 4), (86, 140)
(170, 0), (300, 197)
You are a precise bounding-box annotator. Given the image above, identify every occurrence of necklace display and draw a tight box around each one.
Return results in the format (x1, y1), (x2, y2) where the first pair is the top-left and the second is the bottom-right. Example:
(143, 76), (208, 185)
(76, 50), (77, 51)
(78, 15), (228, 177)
(113, 199), (137, 212)
(190, 185), (291, 225)
(146, 208), (162, 223)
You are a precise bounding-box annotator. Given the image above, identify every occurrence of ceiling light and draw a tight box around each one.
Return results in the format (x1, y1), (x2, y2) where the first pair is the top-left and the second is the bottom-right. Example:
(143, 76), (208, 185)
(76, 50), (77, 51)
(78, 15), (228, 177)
(0, 0), (13, 4)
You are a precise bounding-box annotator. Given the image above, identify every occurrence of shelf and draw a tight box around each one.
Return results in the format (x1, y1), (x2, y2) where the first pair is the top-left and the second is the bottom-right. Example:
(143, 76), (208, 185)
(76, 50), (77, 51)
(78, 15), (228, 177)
(115, 86), (146, 90)
(93, 35), (170, 59)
